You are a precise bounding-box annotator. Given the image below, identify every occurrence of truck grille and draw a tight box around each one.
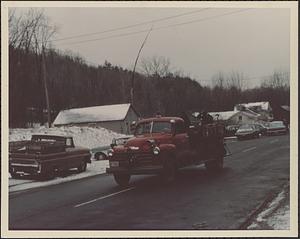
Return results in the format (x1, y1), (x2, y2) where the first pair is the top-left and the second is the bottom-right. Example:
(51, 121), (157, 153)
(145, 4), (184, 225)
(113, 152), (159, 168)
(10, 159), (37, 165)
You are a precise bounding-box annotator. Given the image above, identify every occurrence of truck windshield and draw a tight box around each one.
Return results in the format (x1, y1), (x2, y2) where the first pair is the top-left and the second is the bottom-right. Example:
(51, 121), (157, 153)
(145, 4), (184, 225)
(135, 121), (172, 135)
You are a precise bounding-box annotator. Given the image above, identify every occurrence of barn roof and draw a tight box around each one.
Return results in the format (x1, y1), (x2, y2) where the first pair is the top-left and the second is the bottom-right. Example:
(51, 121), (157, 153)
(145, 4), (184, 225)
(53, 103), (135, 125)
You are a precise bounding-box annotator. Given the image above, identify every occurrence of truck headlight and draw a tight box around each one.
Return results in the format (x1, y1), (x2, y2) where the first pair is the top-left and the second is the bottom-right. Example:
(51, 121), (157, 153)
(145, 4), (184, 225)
(153, 146), (160, 155)
(108, 149), (114, 157)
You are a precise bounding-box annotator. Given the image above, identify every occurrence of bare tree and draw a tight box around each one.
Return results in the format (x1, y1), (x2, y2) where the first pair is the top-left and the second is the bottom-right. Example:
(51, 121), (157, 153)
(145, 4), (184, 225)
(139, 55), (171, 77)
(227, 71), (247, 90)
(211, 72), (226, 88)
(9, 8), (57, 53)
(9, 8), (58, 127)
(261, 71), (290, 89)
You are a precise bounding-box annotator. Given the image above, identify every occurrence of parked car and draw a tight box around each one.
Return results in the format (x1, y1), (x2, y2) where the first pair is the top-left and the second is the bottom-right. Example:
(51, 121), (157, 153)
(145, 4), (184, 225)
(90, 145), (111, 161)
(225, 125), (240, 137)
(265, 121), (288, 136)
(235, 124), (260, 140)
(9, 135), (91, 179)
(90, 135), (133, 161)
(111, 135), (133, 148)
(252, 123), (268, 136)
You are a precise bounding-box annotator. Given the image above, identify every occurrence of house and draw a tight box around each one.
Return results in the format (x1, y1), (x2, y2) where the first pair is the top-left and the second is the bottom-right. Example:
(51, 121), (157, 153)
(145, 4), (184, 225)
(208, 110), (260, 126)
(272, 105), (290, 124)
(53, 103), (139, 134)
(234, 101), (273, 121)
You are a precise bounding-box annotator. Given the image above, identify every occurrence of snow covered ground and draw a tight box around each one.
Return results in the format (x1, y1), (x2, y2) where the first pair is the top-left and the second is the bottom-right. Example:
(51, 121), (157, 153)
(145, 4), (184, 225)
(9, 125), (126, 148)
(247, 185), (290, 230)
(9, 160), (109, 193)
(8, 126), (126, 192)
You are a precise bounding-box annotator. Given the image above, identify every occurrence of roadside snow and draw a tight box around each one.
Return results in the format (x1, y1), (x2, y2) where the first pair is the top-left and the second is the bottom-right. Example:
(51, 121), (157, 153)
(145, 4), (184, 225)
(9, 125), (126, 149)
(267, 203), (290, 229)
(8, 125), (126, 192)
(247, 186), (290, 230)
(9, 160), (109, 193)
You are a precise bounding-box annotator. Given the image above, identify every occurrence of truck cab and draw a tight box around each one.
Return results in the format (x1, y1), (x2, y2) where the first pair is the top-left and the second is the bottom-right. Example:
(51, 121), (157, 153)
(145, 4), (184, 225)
(106, 116), (225, 187)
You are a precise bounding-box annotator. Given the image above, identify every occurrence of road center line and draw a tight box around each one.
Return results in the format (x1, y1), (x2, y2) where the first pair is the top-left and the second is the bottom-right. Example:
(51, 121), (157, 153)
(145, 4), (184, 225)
(242, 147), (257, 153)
(270, 139), (279, 144)
(74, 187), (136, 208)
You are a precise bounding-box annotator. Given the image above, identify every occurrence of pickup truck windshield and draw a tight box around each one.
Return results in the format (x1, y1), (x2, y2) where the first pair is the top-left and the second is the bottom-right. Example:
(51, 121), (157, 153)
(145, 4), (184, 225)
(135, 121), (172, 135)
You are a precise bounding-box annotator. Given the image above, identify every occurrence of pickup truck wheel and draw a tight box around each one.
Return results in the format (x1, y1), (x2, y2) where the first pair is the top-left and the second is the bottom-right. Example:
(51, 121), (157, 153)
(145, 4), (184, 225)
(38, 168), (55, 181)
(205, 156), (223, 172)
(77, 160), (87, 173)
(113, 173), (130, 187)
(162, 159), (177, 183)
(95, 152), (107, 161)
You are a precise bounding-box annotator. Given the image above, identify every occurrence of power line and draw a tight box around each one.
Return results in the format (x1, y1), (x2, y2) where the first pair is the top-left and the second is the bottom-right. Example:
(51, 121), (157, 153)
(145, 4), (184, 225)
(55, 8), (251, 47)
(51, 8), (210, 42)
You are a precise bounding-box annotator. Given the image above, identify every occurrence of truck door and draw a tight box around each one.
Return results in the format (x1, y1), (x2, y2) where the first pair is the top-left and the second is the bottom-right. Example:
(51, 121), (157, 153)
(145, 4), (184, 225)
(174, 121), (189, 164)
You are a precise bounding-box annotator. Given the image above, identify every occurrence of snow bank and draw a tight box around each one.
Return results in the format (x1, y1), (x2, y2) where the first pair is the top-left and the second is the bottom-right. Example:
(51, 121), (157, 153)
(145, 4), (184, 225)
(9, 125), (126, 149)
(247, 186), (289, 230)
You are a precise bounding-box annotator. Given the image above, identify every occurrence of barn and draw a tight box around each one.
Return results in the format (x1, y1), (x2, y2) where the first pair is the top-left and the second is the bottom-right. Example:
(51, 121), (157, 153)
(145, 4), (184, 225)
(53, 103), (139, 134)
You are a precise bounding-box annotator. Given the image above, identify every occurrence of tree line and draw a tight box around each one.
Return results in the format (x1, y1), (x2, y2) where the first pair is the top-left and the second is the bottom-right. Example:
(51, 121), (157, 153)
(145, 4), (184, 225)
(8, 9), (290, 128)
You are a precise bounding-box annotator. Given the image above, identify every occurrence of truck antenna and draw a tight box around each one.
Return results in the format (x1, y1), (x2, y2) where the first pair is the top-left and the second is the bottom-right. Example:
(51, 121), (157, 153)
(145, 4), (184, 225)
(130, 26), (152, 106)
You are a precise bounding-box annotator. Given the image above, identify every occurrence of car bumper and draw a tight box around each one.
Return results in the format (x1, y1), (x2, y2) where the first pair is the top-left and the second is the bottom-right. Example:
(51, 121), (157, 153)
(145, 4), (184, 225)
(236, 134), (256, 139)
(266, 130), (287, 135)
(9, 164), (40, 175)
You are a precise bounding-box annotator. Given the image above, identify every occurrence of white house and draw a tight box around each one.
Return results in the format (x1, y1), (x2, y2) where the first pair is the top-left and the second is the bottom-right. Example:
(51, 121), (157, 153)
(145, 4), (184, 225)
(234, 101), (273, 121)
(53, 103), (139, 134)
(209, 110), (260, 126)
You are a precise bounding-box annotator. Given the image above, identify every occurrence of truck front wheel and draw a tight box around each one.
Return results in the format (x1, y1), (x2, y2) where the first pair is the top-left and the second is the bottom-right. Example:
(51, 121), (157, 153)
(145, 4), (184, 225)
(77, 160), (87, 173)
(114, 173), (131, 187)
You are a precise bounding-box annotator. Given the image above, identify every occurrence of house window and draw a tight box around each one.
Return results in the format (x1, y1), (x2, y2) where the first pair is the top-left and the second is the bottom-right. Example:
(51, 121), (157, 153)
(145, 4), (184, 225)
(239, 116), (242, 121)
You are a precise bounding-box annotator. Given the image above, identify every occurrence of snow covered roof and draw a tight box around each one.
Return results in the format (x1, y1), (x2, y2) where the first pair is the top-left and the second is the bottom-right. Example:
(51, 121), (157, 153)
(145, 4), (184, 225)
(53, 103), (133, 125)
(236, 101), (271, 111)
(209, 110), (259, 121)
(209, 111), (238, 121)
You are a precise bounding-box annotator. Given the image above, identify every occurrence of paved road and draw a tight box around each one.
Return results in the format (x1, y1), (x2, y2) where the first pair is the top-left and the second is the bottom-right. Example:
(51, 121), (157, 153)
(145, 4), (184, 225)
(9, 135), (290, 230)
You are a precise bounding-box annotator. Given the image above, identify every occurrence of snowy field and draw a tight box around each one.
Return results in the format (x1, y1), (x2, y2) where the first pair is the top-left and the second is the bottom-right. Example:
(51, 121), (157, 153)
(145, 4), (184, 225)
(9, 126), (126, 192)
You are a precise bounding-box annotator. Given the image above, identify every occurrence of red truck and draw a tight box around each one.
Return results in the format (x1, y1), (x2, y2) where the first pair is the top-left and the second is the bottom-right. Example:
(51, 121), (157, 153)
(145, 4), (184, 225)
(106, 116), (226, 187)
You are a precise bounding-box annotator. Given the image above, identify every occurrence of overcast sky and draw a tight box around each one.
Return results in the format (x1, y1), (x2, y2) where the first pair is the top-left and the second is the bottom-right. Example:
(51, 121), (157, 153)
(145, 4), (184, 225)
(13, 6), (290, 88)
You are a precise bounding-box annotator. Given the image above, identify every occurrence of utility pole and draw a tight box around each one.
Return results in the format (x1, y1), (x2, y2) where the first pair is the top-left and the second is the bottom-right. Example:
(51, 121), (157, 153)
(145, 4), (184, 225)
(130, 27), (152, 106)
(41, 45), (51, 128)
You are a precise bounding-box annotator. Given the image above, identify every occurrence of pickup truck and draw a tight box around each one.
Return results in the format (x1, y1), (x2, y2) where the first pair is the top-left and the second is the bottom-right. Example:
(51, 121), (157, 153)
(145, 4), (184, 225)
(106, 116), (226, 187)
(9, 135), (91, 179)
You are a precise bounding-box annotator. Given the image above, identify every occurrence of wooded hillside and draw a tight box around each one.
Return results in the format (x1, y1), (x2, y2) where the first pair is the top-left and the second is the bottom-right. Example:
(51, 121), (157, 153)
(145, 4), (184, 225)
(8, 9), (290, 128)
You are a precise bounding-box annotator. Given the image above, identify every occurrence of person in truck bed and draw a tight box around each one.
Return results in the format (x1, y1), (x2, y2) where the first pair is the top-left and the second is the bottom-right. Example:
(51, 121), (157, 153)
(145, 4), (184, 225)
(198, 111), (214, 125)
